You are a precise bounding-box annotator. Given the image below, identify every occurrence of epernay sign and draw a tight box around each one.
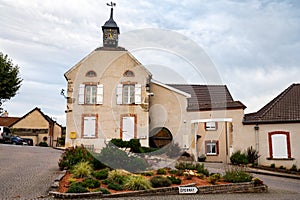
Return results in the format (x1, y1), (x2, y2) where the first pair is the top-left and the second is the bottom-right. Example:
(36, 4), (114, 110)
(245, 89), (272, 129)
(178, 186), (198, 194)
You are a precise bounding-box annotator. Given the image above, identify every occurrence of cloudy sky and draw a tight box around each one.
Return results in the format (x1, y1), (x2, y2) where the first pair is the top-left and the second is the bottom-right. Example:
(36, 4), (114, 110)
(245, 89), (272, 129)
(1, 0), (300, 126)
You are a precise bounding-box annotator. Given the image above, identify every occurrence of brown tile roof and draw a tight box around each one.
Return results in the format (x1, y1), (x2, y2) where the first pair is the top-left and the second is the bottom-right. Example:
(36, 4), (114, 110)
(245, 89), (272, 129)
(0, 117), (20, 127)
(168, 84), (246, 111)
(243, 83), (300, 124)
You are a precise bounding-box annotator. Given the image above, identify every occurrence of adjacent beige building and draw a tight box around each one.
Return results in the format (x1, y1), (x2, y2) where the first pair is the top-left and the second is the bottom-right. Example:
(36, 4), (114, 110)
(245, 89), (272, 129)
(9, 107), (62, 146)
(241, 84), (300, 168)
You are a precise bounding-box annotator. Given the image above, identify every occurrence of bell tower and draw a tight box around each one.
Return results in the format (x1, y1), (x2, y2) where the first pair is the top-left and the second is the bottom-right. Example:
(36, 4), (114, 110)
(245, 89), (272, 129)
(102, 2), (120, 48)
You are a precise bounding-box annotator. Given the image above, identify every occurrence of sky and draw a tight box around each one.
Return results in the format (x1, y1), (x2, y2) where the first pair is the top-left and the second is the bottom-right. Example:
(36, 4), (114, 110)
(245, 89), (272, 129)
(1, 0), (300, 126)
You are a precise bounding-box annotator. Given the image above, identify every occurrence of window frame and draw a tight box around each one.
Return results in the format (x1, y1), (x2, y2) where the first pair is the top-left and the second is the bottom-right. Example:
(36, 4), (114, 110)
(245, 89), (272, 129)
(268, 131), (291, 159)
(81, 114), (98, 138)
(85, 85), (97, 104)
(78, 83), (103, 105)
(205, 140), (219, 156)
(205, 121), (218, 131)
(123, 84), (135, 104)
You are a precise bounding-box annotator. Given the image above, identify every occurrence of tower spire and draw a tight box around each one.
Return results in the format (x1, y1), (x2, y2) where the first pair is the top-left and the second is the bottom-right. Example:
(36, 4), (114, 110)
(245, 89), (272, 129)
(102, 2), (120, 48)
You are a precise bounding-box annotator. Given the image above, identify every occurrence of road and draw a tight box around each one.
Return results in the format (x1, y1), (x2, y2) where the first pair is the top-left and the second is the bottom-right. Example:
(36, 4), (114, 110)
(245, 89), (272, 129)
(1, 144), (299, 200)
(0, 144), (62, 199)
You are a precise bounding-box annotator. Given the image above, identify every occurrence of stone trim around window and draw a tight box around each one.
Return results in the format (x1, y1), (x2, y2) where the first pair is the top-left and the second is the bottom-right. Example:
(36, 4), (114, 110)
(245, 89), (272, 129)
(81, 114), (98, 139)
(268, 131), (291, 159)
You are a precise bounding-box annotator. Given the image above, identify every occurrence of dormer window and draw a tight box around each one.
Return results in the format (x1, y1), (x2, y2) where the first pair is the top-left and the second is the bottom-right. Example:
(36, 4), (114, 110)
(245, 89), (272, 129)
(123, 70), (134, 77)
(86, 71), (97, 77)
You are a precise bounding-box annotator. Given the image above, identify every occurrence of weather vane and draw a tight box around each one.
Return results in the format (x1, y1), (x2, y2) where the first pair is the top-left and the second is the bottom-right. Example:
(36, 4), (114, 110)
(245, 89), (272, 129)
(106, 2), (116, 8)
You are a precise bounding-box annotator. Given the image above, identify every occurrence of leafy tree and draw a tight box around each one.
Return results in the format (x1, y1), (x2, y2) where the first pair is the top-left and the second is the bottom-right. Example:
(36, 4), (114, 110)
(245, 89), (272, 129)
(0, 52), (22, 113)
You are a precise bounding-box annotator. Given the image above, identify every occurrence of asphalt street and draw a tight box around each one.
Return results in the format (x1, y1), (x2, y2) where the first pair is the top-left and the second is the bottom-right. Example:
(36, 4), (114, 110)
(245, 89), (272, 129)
(0, 144), (62, 199)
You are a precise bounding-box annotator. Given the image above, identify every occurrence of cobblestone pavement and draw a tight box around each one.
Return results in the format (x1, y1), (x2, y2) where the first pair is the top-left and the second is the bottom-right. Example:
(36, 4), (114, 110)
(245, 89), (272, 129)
(0, 144), (62, 199)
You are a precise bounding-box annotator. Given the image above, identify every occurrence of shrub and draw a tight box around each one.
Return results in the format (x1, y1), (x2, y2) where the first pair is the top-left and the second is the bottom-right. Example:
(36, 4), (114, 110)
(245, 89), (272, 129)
(93, 169), (109, 180)
(223, 168), (252, 183)
(72, 161), (93, 178)
(279, 165), (286, 170)
(208, 173), (221, 185)
(168, 169), (177, 174)
(82, 178), (100, 189)
(98, 188), (111, 194)
(270, 163), (275, 168)
(230, 150), (249, 165)
(141, 171), (154, 176)
(246, 146), (260, 164)
(195, 163), (209, 176)
(102, 179), (112, 185)
(198, 154), (206, 162)
(38, 142), (48, 147)
(58, 145), (104, 170)
(167, 176), (181, 184)
(97, 142), (148, 172)
(107, 170), (129, 184)
(156, 168), (167, 175)
(108, 183), (123, 191)
(175, 170), (184, 176)
(68, 177), (77, 185)
(150, 176), (172, 188)
(67, 182), (89, 193)
(290, 164), (297, 172)
(196, 173), (205, 179)
(252, 177), (263, 186)
(124, 175), (152, 190)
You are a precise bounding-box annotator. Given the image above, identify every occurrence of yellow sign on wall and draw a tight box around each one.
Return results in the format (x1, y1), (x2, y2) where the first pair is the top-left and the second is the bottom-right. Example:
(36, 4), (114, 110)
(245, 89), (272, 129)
(70, 132), (76, 139)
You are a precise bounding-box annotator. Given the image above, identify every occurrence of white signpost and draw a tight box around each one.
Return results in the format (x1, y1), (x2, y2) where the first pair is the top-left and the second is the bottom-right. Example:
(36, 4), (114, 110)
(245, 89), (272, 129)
(178, 186), (198, 194)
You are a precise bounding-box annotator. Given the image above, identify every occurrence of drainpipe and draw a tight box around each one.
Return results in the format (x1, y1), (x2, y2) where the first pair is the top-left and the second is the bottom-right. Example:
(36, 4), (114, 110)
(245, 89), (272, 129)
(225, 121), (228, 164)
(254, 124), (259, 151)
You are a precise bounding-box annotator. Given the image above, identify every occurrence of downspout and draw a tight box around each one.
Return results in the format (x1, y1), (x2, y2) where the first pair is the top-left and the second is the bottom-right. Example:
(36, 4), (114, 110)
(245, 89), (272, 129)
(254, 124), (259, 151)
(225, 122), (228, 164)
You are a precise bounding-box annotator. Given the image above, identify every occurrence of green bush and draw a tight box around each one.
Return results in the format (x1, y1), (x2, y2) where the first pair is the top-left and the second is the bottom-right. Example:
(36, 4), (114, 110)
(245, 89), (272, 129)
(67, 182), (89, 193)
(110, 138), (142, 153)
(230, 150), (249, 165)
(140, 171), (154, 176)
(175, 170), (184, 176)
(167, 176), (181, 184)
(290, 164), (297, 172)
(168, 169), (177, 174)
(93, 169), (109, 180)
(223, 168), (252, 183)
(198, 154), (206, 162)
(107, 183), (123, 191)
(270, 163), (275, 168)
(38, 142), (48, 147)
(98, 188), (111, 194)
(82, 178), (100, 189)
(150, 176), (172, 188)
(123, 175), (152, 190)
(175, 162), (209, 176)
(58, 145), (104, 170)
(246, 146), (260, 164)
(97, 142), (148, 172)
(107, 170), (129, 184)
(72, 161), (93, 178)
(208, 173), (221, 185)
(279, 165), (286, 170)
(102, 179), (112, 185)
(156, 168), (167, 175)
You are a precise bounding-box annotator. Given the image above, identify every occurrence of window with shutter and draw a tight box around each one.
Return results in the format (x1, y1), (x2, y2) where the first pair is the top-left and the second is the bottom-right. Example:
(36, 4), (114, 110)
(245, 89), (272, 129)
(78, 84), (104, 105)
(83, 116), (96, 138)
(78, 84), (85, 104)
(96, 84), (104, 104)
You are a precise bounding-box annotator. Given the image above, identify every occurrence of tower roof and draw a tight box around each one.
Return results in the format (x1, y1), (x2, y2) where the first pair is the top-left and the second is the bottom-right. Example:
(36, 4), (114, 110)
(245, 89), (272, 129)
(102, 7), (120, 34)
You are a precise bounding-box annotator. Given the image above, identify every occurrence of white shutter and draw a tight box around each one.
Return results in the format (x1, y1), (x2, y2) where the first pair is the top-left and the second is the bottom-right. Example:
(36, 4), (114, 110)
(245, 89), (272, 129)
(116, 84), (123, 104)
(272, 134), (288, 158)
(135, 84), (142, 104)
(78, 84), (85, 104)
(83, 116), (96, 137)
(96, 84), (104, 104)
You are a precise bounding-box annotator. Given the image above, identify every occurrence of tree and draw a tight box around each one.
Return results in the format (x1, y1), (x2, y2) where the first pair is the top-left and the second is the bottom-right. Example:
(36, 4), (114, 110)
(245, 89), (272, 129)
(0, 52), (22, 113)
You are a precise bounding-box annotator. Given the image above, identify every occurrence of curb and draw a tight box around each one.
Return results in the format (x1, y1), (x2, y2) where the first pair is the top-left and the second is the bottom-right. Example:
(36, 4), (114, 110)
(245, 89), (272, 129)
(49, 182), (267, 199)
(247, 168), (300, 180)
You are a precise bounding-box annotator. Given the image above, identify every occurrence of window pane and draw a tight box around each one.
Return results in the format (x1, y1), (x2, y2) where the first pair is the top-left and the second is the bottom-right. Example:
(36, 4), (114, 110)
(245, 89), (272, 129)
(85, 85), (97, 104)
(123, 85), (135, 104)
(206, 122), (217, 130)
(206, 142), (217, 155)
(272, 134), (288, 158)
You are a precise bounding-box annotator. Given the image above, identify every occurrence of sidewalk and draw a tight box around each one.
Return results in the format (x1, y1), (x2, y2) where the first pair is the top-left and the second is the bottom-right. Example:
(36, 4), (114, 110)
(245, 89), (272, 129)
(203, 162), (300, 180)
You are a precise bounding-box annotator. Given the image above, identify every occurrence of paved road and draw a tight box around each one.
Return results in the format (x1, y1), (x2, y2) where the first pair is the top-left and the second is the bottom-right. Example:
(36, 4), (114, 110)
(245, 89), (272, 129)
(0, 144), (62, 199)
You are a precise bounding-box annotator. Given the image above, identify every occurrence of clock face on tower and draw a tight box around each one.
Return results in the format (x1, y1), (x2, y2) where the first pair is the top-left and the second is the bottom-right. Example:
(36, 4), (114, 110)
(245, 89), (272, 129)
(103, 29), (118, 47)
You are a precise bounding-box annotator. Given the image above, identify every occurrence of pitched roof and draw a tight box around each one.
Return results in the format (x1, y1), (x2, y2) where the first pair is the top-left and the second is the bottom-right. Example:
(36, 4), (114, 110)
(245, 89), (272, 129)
(168, 84), (246, 111)
(10, 107), (61, 127)
(0, 117), (20, 127)
(243, 83), (300, 124)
